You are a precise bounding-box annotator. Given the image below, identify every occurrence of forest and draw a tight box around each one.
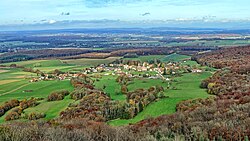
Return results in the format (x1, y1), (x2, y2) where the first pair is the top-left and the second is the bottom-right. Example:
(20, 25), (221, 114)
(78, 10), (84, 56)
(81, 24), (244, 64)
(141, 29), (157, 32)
(0, 46), (214, 63)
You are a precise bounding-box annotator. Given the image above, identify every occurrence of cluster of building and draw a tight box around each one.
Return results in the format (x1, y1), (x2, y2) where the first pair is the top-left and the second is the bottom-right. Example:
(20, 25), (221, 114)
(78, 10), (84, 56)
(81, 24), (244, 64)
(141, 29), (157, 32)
(29, 61), (203, 83)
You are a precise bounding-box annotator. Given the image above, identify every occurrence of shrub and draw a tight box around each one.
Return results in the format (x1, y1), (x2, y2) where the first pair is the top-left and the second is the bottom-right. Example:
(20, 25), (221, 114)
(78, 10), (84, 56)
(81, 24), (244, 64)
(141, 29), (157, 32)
(121, 85), (128, 94)
(70, 88), (87, 100)
(5, 110), (22, 121)
(148, 94), (156, 102)
(0, 99), (20, 117)
(20, 98), (38, 109)
(48, 90), (70, 101)
(27, 112), (46, 120)
(12, 108), (23, 115)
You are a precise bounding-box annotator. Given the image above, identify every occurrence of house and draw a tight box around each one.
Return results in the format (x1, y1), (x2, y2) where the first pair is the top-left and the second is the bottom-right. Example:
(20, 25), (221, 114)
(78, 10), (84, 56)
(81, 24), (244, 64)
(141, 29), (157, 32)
(92, 68), (98, 73)
(29, 78), (39, 82)
(104, 73), (110, 76)
(114, 68), (121, 72)
(141, 67), (147, 71)
(143, 62), (149, 67)
(165, 78), (170, 81)
(123, 65), (129, 70)
(127, 74), (133, 78)
(192, 69), (202, 73)
(58, 76), (65, 80)
(39, 76), (45, 80)
(96, 66), (104, 71)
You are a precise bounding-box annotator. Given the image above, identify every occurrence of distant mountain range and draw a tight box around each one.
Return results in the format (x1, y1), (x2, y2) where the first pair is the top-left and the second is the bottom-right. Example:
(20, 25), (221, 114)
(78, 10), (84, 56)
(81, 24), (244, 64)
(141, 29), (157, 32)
(2, 27), (250, 36)
(1, 20), (250, 32)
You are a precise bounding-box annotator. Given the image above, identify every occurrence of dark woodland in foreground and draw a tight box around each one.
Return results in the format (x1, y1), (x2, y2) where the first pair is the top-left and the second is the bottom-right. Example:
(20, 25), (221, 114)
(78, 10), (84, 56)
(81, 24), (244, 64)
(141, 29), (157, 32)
(0, 46), (249, 141)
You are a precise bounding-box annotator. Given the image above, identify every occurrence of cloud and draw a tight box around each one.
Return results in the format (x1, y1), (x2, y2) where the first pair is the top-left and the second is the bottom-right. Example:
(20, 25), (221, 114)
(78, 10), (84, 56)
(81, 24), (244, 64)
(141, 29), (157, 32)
(39, 19), (57, 24)
(141, 12), (150, 16)
(48, 20), (57, 24)
(61, 12), (70, 16)
(201, 15), (217, 22)
(159, 0), (220, 6)
(84, 0), (151, 8)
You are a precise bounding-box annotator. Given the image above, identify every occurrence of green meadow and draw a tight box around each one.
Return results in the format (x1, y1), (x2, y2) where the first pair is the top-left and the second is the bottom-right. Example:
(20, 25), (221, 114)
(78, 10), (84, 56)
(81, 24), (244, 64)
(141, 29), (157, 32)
(94, 75), (126, 101)
(24, 95), (74, 120)
(123, 55), (165, 62)
(108, 72), (212, 126)
(161, 53), (190, 62)
(63, 57), (121, 66)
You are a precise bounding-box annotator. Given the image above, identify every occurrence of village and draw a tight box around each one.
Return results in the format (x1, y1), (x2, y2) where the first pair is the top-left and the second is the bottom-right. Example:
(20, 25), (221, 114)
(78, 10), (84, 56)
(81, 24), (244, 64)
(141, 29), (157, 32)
(29, 59), (203, 83)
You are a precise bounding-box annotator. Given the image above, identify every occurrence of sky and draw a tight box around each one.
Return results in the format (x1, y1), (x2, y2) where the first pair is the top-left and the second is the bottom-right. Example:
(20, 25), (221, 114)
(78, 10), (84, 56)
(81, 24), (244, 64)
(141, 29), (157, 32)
(0, 0), (250, 29)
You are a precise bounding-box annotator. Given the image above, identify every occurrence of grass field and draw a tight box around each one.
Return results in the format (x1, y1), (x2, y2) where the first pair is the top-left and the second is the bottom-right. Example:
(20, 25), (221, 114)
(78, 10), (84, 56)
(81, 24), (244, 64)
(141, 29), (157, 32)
(0, 80), (73, 105)
(0, 57), (121, 123)
(127, 78), (168, 91)
(123, 55), (166, 62)
(64, 57), (121, 66)
(3, 60), (79, 73)
(2, 59), (99, 73)
(0, 62), (74, 123)
(94, 75), (126, 101)
(0, 79), (20, 85)
(3, 60), (62, 67)
(161, 53), (190, 62)
(24, 95), (74, 120)
(0, 69), (9, 73)
(0, 80), (74, 123)
(108, 72), (213, 126)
